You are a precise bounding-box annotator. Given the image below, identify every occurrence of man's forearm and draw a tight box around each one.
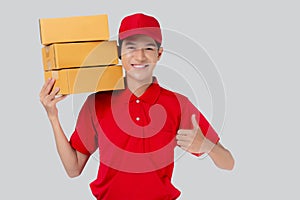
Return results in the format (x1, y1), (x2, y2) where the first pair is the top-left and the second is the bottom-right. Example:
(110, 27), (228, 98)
(49, 117), (82, 177)
(206, 141), (235, 170)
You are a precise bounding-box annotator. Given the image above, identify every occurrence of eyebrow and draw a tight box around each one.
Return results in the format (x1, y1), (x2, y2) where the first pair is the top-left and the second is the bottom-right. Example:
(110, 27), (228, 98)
(124, 42), (136, 46)
(145, 43), (157, 47)
(124, 41), (157, 47)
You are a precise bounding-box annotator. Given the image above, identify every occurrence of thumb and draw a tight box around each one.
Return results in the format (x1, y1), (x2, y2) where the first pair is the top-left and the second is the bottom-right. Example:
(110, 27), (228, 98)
(191, 114), (199, 131)
(53, 94), (68, 104)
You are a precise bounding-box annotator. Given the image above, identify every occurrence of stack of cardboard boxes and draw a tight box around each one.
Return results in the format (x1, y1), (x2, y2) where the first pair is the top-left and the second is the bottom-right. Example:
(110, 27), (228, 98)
(39, 14), (125, 94)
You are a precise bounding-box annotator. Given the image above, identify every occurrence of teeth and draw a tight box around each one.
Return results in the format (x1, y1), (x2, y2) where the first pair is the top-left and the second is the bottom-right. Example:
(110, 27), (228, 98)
(132, 64), (148, 68)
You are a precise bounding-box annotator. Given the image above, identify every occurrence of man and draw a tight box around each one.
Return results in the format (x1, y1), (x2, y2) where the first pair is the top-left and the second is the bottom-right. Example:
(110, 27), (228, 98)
(40, 12), (234, 200)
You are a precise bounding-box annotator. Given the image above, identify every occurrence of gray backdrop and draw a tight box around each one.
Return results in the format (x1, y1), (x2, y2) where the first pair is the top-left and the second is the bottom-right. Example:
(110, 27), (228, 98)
(1, 0), (299, 199)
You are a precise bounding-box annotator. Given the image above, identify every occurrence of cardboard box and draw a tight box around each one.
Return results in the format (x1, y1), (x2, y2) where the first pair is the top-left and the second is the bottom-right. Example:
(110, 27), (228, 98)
(44, 66), (124, 94)
(39, 14), (109, 45)
(42, 41), (119, 71)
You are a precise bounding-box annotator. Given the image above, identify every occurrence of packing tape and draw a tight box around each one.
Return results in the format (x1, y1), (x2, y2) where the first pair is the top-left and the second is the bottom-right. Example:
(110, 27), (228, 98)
(52, 71), (58, 80)
(45, 46), (50, 57)
(47, 61), (51, 71)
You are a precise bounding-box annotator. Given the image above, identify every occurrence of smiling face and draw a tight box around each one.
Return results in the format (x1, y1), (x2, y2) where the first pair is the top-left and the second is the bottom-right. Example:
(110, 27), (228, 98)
(121, 34), (163, 84)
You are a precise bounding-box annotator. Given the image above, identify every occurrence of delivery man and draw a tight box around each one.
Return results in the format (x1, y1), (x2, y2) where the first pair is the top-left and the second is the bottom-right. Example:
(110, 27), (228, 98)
(40, 12), (234, 200)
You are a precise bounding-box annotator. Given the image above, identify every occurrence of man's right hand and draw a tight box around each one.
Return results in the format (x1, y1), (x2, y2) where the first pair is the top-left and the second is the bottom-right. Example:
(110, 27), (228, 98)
(39, 78), (67, 119)
(39, 78), (88, 177)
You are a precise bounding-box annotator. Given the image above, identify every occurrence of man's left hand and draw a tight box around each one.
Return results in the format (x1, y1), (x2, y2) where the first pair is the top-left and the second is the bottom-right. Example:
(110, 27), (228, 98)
(176, 114), (212, 154)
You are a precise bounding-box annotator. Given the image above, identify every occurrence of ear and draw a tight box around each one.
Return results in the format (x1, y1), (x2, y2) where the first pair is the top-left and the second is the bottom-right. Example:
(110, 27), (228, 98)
(157, 47), (163, 60)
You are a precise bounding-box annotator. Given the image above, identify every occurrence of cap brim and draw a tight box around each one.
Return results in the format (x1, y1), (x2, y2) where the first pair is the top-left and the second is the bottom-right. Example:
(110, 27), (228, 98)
(119, 27), (162, 44)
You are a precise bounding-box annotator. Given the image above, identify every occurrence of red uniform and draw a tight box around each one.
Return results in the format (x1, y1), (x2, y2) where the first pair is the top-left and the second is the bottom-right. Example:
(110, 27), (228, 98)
(70, 77), (219, 200)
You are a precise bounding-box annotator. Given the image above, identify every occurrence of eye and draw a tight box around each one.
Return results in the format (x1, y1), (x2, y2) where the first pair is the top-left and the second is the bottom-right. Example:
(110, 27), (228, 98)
(126, 46), (135, 50)
(145, 47), (155, 51)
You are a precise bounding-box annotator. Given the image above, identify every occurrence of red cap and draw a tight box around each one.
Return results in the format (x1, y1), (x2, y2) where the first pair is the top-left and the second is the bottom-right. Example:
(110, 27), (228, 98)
(118, 13), (162, 44)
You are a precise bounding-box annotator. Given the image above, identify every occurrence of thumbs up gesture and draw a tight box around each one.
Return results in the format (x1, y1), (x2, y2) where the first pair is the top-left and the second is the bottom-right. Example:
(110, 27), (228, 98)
(176, 114), (214, 154)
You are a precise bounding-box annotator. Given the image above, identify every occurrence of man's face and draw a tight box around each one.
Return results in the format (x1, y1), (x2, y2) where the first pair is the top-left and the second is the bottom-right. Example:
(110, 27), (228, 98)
(121, 34), (163, 83)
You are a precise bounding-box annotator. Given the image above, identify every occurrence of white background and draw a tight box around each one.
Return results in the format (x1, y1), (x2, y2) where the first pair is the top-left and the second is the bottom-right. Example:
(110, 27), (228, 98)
(0, 0), (299, 199)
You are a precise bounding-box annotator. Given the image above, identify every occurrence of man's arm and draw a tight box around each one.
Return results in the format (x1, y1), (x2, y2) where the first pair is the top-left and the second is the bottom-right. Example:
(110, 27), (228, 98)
(176, 114), (234, 170)
(206, 141), (235, 170)
(40, 78), (89, 177)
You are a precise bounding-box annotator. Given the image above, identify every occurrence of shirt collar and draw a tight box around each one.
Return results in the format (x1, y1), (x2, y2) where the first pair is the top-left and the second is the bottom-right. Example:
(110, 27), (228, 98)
(115, 76), (161, 105)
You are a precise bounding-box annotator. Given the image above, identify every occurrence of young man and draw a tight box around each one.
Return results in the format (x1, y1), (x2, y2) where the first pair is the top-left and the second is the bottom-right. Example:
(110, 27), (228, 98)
(40, 13), (234, 200)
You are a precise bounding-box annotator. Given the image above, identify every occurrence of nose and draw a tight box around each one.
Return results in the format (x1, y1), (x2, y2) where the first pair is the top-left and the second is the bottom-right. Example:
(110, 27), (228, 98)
(134, 48), (146, 61)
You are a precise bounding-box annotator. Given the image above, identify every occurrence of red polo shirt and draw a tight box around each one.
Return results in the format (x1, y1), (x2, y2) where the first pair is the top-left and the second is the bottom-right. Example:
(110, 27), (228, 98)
(69, 77), (220, 200)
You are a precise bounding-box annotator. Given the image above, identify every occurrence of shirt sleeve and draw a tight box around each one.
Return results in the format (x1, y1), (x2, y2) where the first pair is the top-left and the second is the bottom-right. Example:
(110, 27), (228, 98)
(69, 94), (98, 156)
(179, 96), (220, 156)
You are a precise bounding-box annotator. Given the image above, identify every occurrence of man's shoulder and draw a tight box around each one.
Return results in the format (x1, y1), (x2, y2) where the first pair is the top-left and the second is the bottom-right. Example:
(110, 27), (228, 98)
(159, 86), (189, 103)
(86, 90), (114, 102)
(94, 90), (114, 97)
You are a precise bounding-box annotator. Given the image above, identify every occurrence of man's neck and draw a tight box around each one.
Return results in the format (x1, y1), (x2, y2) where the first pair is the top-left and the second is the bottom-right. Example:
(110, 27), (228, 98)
(126, 76), (153, 97)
